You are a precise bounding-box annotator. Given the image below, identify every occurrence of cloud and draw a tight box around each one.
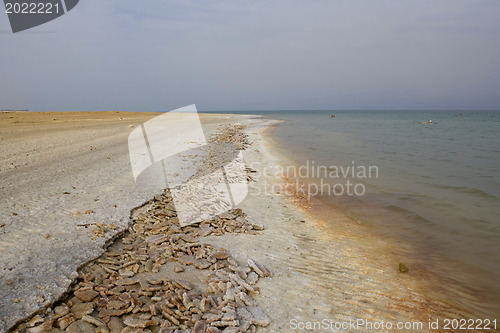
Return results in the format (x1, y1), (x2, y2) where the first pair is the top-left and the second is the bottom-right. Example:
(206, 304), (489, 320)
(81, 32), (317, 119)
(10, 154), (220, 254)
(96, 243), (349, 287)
(1, 0), (500, 111)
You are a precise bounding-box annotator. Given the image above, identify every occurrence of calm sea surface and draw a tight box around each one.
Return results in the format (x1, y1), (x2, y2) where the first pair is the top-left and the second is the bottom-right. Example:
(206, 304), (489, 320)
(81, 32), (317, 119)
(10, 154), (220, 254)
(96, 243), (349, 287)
(205, 110), (500, 310)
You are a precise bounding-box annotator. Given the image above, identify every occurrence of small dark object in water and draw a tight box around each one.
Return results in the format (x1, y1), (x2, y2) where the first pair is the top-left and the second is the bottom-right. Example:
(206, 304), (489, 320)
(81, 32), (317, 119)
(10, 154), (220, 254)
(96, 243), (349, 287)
(399, 263), (408, 273)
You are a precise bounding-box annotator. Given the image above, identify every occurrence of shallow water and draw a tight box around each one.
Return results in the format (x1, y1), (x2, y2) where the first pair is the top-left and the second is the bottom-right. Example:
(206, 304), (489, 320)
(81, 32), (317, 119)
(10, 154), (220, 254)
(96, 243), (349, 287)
(204, 109), (500, 317)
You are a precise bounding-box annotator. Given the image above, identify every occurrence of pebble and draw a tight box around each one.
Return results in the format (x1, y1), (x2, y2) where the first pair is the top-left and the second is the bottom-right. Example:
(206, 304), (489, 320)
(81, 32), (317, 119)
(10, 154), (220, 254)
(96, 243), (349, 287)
(107, 317), (125, 333)
(66, 320), (95, 333)
(74, 288), (99, 302)
(82, 315), (105, 327)
(12, 125), (270, 333)
(70, 303), (95, 319)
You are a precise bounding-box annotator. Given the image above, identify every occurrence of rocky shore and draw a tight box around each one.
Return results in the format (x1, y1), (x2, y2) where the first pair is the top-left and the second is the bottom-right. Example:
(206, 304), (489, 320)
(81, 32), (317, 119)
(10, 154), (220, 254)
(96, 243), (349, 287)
(10, 122), (273, 333)
(2, 111), (475, 333)
(13, 192), (271, 333)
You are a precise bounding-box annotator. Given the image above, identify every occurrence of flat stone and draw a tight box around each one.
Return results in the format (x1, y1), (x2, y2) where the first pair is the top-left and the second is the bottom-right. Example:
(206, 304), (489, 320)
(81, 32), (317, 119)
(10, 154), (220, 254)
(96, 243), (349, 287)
(26, 323), (51, 333)
(107, 317), (125, 333)
(96, 325), (110, 333)
(106, 299), (127, 310)
(75, 288), (99, 302)
(66, 320), (96, 333)
(70, 302), (95, 319)
(192, 320), (207, 333)
(123, 313), (155, 328)
(53, 305), (69, 319)
(213, 251), (229, 260)
(121, 327), (150, 333)
(55, 314), (75, 330)
(82, 315), (105, 327)
(49, 328), (64, 333)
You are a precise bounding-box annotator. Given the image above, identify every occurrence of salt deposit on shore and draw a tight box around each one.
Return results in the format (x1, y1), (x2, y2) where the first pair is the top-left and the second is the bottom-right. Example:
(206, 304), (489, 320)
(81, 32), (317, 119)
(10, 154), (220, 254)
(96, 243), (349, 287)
(1, 111), (476, 333)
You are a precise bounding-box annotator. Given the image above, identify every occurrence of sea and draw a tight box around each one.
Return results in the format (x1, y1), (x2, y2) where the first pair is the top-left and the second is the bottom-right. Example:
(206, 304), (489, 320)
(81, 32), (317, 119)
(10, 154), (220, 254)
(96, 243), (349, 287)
(203, 109), (500, 315)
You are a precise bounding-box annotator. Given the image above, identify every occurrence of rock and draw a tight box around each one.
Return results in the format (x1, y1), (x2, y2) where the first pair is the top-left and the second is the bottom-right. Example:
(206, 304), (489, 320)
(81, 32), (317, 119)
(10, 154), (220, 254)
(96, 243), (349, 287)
(239, 319), (251, 331)
(123, 313), (155, 328)
(193, 258), (211, 269)
(75, 288), (99, 302)
(177, 255), (196, 266)
(197, 225), (213, 237)
(66, 320), (96, 333)
(26, 314), (44, 328)
(213, 251), (229, 260)
(252, 224), (265, 231)
(121, 328), (150, 333)
(96, 326), (110, 333)
(82, 315), (105, 327)
(53, 305), (69, 319)
(70, 302), (95, 319)
(99, 308), (129, 318)
(12, 183), (274, 333)
(222, 328), (239, 333)
(148, 325), (160, 333)
(116, 277), (140, 286)
(246, 272), (258, 285)
(89, 265), (108, 285)
(192, 320), (207, 333)
(159, 321), (175, 333)
(399, 263), (408, 273)
(68, 296), (83, 306)
(107, 317), (125, 333)
(247, 307), (270, 326)
(55, 314), (75, 330)
(49, 328), (64, 333)
(106, 298), (127, 310)
(237, 307), (269, 326)
(26, 323), (52, 333)
(206, 327), (221, 333)
(120, 270), (135, 278)
(247, 259), (272, 277)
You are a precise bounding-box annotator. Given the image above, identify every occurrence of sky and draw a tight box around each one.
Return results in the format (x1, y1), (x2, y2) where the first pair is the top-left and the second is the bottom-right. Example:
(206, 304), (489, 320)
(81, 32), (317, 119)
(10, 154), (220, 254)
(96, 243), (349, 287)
(1, 0), (500, 111)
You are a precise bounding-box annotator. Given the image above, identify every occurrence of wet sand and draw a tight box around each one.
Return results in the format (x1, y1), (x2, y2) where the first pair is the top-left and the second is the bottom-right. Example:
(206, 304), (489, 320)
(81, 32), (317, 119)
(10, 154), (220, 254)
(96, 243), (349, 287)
(255, 125), (499, 331)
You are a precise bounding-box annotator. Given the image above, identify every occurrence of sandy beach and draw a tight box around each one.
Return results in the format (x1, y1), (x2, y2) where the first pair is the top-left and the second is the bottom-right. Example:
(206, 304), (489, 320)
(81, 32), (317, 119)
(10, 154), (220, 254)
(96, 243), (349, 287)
(2, 0), (499, 330)
(0, 112), (162, 331)
(0, 111), (489, 332)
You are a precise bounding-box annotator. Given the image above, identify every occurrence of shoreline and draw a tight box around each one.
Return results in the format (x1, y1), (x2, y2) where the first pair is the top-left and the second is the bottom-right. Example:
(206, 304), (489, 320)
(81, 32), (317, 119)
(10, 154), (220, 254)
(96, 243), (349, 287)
(1, 111), (495, 332)
(1, 112), (281, 332)
(257, 117), (499, 323)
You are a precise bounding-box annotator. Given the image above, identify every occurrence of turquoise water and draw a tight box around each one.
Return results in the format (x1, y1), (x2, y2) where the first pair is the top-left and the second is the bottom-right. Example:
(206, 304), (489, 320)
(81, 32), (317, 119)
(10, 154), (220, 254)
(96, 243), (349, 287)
(206, 110), (500, 302)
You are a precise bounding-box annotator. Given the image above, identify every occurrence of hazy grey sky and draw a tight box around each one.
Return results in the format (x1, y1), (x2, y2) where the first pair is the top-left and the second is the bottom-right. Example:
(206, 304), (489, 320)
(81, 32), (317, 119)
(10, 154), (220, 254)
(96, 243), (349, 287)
(1, 0), (500, 111)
